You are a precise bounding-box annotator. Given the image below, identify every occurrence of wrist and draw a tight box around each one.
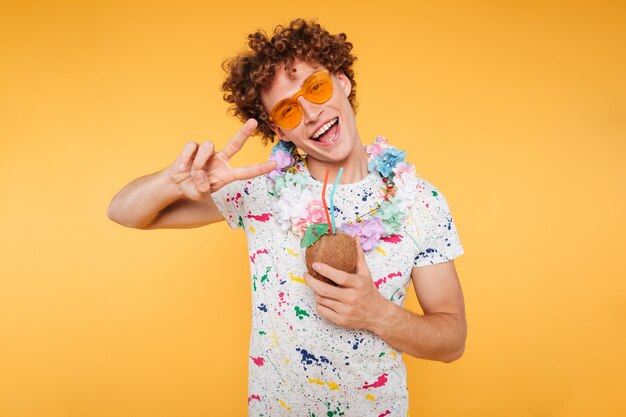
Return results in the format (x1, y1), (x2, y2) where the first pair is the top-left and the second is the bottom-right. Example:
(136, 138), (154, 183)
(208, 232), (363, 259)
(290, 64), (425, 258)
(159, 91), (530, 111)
(368, 297), (396, 336)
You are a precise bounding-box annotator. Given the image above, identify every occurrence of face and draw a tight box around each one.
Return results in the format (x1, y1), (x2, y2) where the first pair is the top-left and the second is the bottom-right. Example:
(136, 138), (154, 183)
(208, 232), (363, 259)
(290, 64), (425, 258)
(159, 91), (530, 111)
(261, 59), (360, 165)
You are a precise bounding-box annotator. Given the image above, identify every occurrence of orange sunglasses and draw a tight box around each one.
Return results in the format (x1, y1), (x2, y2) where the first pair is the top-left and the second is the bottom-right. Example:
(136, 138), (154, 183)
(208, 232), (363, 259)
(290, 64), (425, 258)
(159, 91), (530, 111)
(268, 69), (333, 130)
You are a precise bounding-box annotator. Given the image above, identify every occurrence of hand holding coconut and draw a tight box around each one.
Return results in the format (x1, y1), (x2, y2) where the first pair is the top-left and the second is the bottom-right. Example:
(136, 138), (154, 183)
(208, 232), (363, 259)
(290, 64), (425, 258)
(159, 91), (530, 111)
(304, 235), (390, 331)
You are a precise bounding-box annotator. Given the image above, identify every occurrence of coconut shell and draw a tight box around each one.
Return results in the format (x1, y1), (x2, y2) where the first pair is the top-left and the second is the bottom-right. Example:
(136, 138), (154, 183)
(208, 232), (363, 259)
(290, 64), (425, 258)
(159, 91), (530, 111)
(305, 230), (358, 286)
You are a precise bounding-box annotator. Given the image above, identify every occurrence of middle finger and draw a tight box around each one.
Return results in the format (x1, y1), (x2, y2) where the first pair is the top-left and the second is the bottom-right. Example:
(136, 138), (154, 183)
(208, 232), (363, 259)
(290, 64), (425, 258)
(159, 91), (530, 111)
(191, 140), (215, 172)
(305, 272), (343, 300)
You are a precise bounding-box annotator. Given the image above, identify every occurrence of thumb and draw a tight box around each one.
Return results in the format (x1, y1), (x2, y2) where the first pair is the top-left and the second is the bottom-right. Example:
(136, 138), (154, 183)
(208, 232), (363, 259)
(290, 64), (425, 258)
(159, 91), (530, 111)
(354, 236), (368, 275)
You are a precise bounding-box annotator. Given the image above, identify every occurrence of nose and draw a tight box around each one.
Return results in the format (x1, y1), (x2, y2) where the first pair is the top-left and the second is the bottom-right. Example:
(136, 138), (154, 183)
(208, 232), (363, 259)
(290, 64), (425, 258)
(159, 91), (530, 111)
(298, 96), (322, 126)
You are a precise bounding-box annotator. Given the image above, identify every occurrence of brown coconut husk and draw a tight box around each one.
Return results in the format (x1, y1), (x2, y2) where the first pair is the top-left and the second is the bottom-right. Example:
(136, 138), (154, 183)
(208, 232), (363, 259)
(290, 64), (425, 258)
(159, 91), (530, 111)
(305, 229), (358, 286)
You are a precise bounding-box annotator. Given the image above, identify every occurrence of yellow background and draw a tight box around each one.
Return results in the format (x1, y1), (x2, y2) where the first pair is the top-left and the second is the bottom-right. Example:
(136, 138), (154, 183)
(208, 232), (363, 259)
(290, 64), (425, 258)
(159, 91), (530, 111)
(1, 1), (625, 416)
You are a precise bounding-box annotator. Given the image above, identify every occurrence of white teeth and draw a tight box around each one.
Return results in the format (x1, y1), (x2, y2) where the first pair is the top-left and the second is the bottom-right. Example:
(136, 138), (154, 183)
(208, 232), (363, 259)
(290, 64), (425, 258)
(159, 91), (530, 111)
(312, 118), (338, 139)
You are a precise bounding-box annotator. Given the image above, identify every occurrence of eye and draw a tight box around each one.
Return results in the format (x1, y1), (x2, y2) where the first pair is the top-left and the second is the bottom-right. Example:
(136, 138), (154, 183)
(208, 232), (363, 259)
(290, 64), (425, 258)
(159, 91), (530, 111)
(282, 105), (295, 117)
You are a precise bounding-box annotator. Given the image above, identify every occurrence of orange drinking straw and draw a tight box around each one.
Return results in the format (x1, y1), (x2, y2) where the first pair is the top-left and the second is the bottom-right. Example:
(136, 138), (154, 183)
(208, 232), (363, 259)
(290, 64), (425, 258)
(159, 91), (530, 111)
(321, 168), (332, 230)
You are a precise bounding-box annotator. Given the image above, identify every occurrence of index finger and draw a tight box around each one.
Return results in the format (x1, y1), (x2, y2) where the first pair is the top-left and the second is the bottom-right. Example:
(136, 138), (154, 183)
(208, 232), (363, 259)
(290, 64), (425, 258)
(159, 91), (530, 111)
(219, 119), (258, 159)
(311, 262), (357, 288)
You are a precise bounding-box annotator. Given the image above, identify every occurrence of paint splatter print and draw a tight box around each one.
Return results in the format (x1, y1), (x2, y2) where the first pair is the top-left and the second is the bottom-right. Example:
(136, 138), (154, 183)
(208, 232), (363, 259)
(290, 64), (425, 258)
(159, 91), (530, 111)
(211, 147), (463, 416)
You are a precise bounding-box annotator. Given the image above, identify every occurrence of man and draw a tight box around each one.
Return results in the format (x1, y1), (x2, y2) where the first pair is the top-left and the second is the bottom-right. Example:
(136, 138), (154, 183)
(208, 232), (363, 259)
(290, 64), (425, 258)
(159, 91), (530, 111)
(108, 18), (466, 416)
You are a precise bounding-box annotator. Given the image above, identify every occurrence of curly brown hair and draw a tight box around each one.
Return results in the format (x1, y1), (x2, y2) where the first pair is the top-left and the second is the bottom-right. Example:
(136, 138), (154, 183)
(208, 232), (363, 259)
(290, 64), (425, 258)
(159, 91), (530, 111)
(221, 18), (358, 145)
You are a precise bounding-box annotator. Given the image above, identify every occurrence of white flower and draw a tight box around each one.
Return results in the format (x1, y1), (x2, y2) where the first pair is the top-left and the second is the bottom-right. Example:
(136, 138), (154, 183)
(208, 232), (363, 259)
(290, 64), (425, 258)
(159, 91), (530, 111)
(394, 171), (418, 211)
(274, 183), (313, 232)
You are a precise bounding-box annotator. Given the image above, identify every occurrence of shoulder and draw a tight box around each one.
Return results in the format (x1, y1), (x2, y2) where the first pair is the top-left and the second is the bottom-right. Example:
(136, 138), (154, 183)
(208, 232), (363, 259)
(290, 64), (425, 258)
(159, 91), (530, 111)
(211, 174), (274, 214)
(415, 175), (442, 200)
(408, 173), (455, 216)
(223, 173), (272, 197)
(244, 172), (273, 194)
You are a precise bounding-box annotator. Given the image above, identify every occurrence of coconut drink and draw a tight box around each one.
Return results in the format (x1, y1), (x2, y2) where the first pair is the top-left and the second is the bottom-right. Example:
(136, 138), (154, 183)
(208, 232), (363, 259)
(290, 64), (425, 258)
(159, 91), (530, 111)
(303, 226), (357, 286)
(299, 166), (360, 286)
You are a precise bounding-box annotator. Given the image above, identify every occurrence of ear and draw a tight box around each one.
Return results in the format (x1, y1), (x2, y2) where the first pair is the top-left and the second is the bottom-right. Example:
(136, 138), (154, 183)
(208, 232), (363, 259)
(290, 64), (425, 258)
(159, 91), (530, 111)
(269, 122), (292, 143)
(335, 71), (352, 98)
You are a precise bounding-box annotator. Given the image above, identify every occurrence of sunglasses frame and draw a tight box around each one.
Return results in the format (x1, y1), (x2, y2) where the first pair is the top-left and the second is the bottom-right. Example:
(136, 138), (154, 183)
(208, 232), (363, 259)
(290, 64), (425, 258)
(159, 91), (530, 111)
(268, 69), (333, 130)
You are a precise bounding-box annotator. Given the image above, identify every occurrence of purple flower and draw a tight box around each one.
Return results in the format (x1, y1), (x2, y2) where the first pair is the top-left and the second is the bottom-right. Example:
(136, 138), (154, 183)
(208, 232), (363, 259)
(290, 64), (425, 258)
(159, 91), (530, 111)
(267, 168), (283, 182)
(270, 149), (295, 170)
(340, 217), (385, 251)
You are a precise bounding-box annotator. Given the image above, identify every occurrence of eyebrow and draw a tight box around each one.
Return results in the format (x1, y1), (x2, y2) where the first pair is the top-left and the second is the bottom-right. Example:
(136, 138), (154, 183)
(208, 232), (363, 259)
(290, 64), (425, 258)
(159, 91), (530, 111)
(298, 66), (320, 88)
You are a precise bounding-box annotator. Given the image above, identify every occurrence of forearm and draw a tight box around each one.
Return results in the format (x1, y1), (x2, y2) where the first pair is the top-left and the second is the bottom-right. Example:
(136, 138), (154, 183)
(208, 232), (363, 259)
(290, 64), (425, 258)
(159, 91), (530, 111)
(370, 300), (466, 363)
(107, 168), (184, 229)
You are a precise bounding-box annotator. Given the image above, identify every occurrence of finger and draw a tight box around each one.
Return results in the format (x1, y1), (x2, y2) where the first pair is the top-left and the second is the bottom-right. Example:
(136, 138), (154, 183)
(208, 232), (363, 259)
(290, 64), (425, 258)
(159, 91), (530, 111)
(233, 160), (278, 181)
(354, 236), (369, 275)
(219, 119), (258, 159)
(315, 303), (342, 323)
(315, 294), (344, 313)
(191, 140), (215, 172)
(304, 272), (343, 300)
(312, 262), (356, 288)
(176, 141), (198, 172)
(192, 169), (211, 193)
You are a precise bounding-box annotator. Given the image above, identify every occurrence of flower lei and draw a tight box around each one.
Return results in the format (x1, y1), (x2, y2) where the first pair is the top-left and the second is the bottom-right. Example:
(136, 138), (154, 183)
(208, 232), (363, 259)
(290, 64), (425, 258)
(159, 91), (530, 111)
(267, 136), (418, 252)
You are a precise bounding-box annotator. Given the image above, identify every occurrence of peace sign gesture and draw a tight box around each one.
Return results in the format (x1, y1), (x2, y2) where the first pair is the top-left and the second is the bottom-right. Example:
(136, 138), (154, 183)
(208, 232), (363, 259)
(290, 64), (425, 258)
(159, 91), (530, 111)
(167, 119), (278, 201)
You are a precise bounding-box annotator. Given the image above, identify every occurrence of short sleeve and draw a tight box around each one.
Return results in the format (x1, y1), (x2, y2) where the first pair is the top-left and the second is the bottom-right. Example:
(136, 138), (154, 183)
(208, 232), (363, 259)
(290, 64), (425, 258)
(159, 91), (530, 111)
(210, 180), (246, 230)
(411, 180), (464, 267)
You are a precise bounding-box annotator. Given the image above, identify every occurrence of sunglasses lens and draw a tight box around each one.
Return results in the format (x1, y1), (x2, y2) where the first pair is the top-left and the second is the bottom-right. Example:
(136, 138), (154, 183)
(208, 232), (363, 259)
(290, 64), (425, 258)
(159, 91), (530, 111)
(269, 70), (333, 129)
(304, 72), (333, 104)
(271, 100), (302, 130)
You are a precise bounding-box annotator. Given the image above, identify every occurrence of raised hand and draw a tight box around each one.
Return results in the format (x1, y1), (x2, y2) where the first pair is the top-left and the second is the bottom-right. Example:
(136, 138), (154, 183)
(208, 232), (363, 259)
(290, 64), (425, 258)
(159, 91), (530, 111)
(167, 119), (278, 201)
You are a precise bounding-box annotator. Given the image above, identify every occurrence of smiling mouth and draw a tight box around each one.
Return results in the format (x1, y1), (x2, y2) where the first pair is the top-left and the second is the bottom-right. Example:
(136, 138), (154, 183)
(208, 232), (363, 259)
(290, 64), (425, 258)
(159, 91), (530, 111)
(311, 117), (339, 141)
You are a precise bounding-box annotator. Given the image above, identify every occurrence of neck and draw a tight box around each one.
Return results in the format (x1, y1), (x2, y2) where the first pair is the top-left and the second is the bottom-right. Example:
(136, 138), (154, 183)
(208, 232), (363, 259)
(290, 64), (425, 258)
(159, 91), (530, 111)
(306, 134), (369, 184)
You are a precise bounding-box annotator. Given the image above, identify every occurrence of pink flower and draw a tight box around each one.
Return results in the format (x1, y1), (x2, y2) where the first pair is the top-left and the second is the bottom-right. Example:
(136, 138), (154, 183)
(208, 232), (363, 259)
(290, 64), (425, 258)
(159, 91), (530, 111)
(366, 136), (390, 159)
(392, 162), (415, 177)
(292, 218), (309, 239)
(374, 184), (388, 200)
(306, 199), (327, 224)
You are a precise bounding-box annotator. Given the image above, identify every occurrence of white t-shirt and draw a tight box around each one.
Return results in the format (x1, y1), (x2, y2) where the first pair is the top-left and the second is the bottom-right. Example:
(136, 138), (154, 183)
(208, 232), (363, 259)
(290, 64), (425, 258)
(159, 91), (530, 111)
(211, 153), (464, 417)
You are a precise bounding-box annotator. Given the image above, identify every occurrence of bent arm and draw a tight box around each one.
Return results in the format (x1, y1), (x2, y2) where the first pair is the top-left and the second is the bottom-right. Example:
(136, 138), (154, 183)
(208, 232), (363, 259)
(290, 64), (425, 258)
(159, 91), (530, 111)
(371, 260), (467, 363)
(106, 168), (224, 229)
